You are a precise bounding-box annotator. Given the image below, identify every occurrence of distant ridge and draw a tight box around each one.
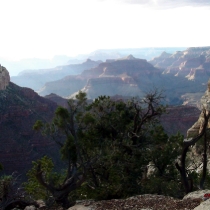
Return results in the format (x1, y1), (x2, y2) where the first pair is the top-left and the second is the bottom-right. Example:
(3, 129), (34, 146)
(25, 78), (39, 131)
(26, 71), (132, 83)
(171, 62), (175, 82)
(11, 59), (102, 91)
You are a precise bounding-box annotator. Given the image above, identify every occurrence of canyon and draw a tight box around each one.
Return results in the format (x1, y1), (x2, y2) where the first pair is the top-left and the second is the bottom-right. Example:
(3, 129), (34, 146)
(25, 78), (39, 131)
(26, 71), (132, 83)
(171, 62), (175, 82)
(1, 47), (210, 179)
(0, 70), (201, 178)
(10, 47), (210, 108)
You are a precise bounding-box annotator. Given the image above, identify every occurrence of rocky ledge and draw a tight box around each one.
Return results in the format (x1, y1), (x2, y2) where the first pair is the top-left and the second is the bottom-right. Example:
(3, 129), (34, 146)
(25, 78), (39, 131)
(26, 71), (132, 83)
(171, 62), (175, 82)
(21, 192), (210, 210)
(68, 195), (201, 210)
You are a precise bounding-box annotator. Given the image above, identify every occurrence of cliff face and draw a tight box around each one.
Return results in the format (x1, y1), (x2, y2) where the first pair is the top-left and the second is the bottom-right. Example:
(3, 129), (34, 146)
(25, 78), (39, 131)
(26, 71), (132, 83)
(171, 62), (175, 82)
(148, 47), (210, 106)
(187, 80), (210, 137)
(38, 75), (88, 97)
(81, 57), (160, 78)
(150, 47), (210, 80)
(161, 106), (200, 137)
(0, 82), (60, 177)
(0, 65), (10, 90)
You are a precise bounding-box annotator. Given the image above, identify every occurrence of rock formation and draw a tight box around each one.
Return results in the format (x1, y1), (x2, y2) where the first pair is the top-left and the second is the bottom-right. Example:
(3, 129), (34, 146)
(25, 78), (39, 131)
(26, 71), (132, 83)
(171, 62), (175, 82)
(0, 65), (10, 90)
(67, 194), (201, 210)
(187, 79), (210, 137)
(150, 47), (210, 79)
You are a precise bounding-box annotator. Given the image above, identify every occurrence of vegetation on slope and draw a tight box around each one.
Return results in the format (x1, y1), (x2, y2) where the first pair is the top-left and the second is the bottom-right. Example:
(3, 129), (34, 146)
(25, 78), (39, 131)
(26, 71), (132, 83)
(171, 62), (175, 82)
(1, 90), (210, 209)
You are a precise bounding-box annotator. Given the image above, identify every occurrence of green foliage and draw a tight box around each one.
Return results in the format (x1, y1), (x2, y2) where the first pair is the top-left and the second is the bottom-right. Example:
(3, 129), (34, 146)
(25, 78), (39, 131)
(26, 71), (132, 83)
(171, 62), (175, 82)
(60, 134), (77, 162)
(0, 175), (13, 200)
(148, 126), (183, 171)
(24, 156), (63, 201)
(76, 93), (169, 199)
(28, 90), (185, 203)
(33, 120), (43, 131)
(140, 126), (183, 197)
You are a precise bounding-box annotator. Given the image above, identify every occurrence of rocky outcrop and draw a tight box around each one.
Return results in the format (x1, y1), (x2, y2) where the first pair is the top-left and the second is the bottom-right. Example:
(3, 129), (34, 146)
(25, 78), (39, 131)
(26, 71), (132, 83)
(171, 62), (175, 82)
(183, 190), (210, 200)
(187, 80), (210, 137)
(0, 65), (10, 90)
(194, 199), (210, 210)
(67, 195), (201, 210)
(183, 190), (210, 210)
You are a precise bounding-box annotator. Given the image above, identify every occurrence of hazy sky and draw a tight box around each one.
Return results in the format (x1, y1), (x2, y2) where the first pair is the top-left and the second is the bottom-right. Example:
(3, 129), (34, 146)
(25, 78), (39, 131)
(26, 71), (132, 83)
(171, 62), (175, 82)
(0, 0), (210, 60)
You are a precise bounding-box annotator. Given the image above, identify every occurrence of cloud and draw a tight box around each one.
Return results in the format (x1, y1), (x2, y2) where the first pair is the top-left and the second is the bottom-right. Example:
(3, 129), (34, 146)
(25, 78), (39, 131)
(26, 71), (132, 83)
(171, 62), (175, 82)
(108, 0), (210, 9)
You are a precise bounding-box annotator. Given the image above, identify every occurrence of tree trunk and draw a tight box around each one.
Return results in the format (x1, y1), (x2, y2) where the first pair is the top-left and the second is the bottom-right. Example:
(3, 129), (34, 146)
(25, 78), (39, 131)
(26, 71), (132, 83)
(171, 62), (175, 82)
(176, 110), (210, 194)
(200, 131), (207, 189)
(35, 163), (85, 209)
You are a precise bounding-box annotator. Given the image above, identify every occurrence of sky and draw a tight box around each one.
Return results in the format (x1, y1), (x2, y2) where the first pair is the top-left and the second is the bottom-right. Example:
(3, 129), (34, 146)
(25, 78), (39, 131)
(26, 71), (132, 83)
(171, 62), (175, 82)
(0, 0), (210, 61)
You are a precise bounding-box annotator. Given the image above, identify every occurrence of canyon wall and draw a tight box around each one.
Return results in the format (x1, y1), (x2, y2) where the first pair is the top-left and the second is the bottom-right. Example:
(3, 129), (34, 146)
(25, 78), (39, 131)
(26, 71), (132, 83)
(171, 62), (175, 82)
(0, 81), (60, 179)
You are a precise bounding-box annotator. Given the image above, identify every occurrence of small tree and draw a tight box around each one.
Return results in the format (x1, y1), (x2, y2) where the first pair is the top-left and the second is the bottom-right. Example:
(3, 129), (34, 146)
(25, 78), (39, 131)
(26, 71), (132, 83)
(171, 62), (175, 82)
(76, 90), (167, 199)
(24, 156), (62, 202)
(142, 125), (183, 197)
(30, 90), (168, 206)
(32, 91), (88, 208)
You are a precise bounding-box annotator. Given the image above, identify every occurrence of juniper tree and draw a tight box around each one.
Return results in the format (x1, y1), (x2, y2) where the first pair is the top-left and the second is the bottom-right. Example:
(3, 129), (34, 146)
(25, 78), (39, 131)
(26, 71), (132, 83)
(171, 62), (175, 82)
(28, 90), (177, 207)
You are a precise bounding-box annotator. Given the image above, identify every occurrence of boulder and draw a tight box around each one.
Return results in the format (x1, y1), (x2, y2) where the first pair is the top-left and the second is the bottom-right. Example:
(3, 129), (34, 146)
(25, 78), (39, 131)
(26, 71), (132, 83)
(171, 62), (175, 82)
(194, 199), (210, 210)
(187, 79), (210, 138)
(36, 200), (46, 209)
(183, 190), (210, 200)
(24, 206), (37, 210)
(68, 204), (93, 210)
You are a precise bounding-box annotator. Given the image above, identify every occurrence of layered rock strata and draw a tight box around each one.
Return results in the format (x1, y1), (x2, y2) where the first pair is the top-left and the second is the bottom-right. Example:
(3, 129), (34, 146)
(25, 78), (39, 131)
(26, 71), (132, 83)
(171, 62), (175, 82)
(161, 105), (200, 137)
